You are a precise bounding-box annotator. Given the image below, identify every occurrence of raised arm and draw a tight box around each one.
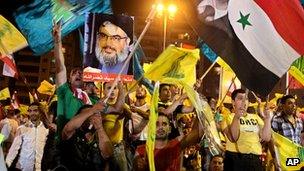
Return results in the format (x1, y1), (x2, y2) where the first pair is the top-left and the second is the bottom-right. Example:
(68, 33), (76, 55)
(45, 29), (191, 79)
(130, 106), (149, 134)
(160, 93), (193, 116)
(259, 105), (272, 142)
(90, 114), (113, 159)
(53, 22), (67, 87)
(62, 103), (105, 140)
(180, 117), (204, 150)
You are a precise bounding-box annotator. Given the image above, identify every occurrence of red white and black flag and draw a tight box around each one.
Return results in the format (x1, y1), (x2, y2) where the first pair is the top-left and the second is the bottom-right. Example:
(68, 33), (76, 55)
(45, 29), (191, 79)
(0, 54), (19, 79)
(180, 0), (304, 96)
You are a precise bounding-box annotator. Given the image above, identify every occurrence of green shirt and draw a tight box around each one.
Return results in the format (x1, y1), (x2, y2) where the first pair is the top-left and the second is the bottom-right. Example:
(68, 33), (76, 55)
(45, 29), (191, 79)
(56, 83), (84, 141)
(56, 83), (99, 142)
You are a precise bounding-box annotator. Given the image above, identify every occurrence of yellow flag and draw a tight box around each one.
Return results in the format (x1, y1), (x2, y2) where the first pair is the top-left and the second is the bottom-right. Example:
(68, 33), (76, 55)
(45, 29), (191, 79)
(37, 80), (56, 96)
(0, 15), (28, 55)
(19, 104), (29, 115)
(144, 45), (199, 86)
(146, 82), (160, 171)
(182, 82), (222, 150)
(217, 57), (241, 104)
(217, 57), (232, 71)
(0, 87), (10, 100)
(272, 131), (304, 170)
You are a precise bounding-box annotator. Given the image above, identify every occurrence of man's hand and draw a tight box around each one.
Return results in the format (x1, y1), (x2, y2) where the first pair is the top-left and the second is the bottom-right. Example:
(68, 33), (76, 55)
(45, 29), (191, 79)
(234, 108), (245, 119)
(93, 101), (107, 114)
(52, 21), (61, 43)
(130, 105), (138, 113)
(134, 155), (148, 171)
(194, 79), (202, 90)
(262, 103), (272, 120)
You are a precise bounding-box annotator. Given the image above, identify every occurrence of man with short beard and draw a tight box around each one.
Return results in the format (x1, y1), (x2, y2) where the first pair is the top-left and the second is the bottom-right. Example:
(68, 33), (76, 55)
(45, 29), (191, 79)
(272, 95), (303, 145)
(133, 113), (204, 171)
(6, 102), (49, 171)
(94, 20), (132, 74)
(129, 85), (150, 146)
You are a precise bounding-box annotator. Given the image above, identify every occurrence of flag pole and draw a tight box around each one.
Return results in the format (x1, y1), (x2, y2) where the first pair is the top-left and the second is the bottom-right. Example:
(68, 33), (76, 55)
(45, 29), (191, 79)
(199, 58), (217, 81)
(104, 5), (157, 103)
(218, 66), (223, 103)
(285, 72), (289, 95)
(217, 75), (237, 110)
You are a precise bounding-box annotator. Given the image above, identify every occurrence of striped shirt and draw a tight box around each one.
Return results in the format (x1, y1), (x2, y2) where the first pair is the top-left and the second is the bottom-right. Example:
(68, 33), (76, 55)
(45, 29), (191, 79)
(271, 114), (303, 145)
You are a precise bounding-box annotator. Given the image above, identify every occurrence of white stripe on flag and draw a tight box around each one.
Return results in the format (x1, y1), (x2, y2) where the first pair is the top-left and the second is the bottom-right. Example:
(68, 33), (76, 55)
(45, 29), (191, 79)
(228, 0), (299, 77)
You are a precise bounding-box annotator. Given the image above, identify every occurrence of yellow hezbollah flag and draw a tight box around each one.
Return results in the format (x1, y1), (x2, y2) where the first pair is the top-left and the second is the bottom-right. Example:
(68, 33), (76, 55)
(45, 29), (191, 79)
(217, 57), (241, 104)
(272, 131), (304, 170)
(144, 45), (199, 86)
(0, 15), (28, 55)
(146, 82), (160, 171)
(0, 87), (10, 100)
(37, 80), (56, 96)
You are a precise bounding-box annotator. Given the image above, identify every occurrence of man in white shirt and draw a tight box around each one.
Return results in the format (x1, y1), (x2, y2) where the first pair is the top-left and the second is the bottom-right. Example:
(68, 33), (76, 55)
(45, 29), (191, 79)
(6, 102), (49, 171)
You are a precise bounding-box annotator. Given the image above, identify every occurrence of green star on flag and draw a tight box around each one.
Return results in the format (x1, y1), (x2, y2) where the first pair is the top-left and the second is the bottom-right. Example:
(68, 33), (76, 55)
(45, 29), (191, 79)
(237, 12), (252, 30)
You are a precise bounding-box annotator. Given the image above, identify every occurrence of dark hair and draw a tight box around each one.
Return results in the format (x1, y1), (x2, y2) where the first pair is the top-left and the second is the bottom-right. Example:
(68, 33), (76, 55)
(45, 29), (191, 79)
(70, 67), (83, 75)
(276, 98), (282, 106)
(29, 102), (49, 126)
(280, 95), (295, 104)
(102, 82), (113, 90)
(29, 102), (45, 114)
(206, 96), (216, 103)
(210, 154), (223, 162)
(159, 84), (170, 92)
(231, 89), (246, 101)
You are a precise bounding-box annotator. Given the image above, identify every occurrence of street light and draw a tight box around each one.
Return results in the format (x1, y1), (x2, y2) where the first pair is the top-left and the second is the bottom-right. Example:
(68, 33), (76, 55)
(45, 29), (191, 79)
(154, 3), (177, 51)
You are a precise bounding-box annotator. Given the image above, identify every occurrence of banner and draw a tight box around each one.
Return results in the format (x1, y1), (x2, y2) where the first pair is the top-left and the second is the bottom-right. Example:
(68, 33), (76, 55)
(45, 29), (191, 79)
(83, 13), (134, 82)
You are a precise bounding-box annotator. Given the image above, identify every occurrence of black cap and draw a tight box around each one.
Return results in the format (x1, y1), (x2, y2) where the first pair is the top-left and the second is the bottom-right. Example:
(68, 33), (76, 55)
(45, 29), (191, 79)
(96, 13), (134, 44)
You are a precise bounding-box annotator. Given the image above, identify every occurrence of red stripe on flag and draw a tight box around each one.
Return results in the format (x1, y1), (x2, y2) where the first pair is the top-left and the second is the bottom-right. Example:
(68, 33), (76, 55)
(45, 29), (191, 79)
(255, 0), (304, 55)
(289, 75), (304, 89)
(0, 55), (18, 78)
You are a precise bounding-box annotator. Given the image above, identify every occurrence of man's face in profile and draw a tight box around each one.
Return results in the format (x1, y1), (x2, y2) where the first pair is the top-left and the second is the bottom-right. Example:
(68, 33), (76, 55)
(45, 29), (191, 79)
(95, 21), (130, 67)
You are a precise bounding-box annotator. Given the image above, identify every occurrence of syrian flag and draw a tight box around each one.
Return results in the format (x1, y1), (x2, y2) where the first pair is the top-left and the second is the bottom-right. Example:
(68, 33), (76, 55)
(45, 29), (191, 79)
(0, 54), (19, 79)
(181, 0), (304, 96)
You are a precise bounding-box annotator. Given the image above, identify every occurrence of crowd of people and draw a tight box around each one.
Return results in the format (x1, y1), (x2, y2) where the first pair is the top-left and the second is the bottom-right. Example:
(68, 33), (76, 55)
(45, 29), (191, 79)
(0, 22), (303, 171)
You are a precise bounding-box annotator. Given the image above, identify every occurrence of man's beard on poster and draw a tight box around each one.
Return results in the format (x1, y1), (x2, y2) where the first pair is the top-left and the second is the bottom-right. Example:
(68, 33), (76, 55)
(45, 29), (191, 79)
(95, 43), (129, 67)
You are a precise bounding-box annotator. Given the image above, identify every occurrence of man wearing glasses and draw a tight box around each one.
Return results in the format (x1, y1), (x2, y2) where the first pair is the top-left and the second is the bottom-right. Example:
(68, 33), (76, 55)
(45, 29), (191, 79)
(84, 14), (133, 75)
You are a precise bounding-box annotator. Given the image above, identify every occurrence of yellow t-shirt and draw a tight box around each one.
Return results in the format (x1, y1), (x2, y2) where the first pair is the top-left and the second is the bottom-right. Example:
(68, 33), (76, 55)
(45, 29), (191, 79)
(221, 113), (264, 155)
(103, 114), (124, 144)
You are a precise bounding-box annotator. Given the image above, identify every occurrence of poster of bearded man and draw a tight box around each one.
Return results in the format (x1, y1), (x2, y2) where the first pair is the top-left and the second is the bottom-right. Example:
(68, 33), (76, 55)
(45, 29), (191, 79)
(83, 13), (134, 82)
